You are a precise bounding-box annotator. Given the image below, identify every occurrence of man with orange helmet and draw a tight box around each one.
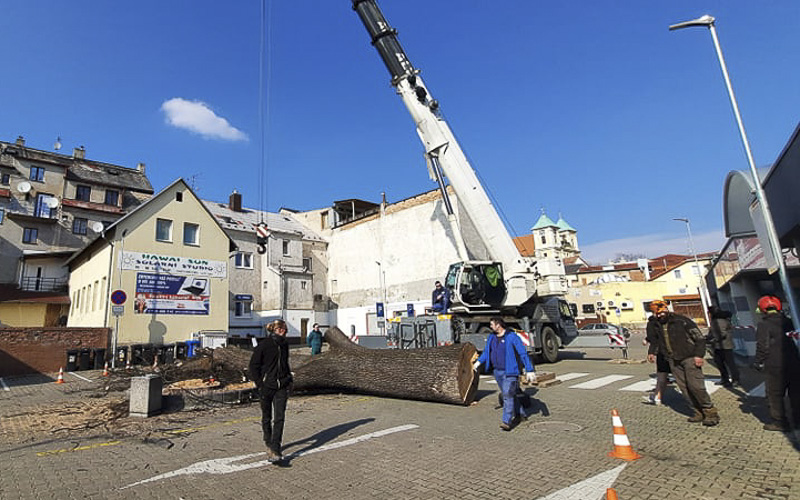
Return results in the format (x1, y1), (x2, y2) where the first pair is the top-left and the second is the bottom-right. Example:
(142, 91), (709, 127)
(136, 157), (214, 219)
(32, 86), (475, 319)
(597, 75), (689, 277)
(646, 299), (720, 426)
(754, 295), (800, 432)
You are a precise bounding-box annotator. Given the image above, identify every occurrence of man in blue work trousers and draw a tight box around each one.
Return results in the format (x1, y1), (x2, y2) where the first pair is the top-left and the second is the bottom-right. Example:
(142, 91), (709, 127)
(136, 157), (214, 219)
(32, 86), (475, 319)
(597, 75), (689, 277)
(474, 317), (537, 430)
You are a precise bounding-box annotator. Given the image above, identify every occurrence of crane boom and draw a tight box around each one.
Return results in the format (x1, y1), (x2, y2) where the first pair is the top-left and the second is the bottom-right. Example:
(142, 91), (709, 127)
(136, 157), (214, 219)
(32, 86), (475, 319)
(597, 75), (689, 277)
(352, 0), (565, 311)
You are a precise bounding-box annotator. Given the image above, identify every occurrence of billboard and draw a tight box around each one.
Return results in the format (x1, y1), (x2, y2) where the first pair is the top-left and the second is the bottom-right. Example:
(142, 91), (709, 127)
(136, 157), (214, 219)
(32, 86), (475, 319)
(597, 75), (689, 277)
(122, 251), (226, 278)
(134, 272), (210, 315)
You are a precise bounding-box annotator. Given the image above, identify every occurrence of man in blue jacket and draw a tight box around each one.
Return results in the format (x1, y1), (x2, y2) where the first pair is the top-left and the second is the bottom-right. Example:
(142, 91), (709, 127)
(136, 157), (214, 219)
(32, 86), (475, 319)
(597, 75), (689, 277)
(474, 317), (537, 430)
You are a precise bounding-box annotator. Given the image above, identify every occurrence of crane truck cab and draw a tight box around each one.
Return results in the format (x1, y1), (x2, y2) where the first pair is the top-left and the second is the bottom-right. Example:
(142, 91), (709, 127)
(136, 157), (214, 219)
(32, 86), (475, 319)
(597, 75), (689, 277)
(445, 261), (506, 311)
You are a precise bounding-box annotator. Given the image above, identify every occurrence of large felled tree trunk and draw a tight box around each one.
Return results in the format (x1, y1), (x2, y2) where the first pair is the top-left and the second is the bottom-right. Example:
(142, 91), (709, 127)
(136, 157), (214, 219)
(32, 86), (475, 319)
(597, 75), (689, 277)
(292, 326), (479, 406)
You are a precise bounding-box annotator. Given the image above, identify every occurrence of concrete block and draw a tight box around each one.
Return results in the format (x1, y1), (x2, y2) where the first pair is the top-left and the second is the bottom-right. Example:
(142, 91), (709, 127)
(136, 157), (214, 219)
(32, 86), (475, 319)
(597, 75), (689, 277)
(129, 374), (163, 418)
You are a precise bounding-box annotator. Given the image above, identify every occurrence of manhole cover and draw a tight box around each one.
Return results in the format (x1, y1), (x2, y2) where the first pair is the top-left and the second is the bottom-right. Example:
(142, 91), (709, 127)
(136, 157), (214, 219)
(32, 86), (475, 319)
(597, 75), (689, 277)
(530, 421), (583, 432)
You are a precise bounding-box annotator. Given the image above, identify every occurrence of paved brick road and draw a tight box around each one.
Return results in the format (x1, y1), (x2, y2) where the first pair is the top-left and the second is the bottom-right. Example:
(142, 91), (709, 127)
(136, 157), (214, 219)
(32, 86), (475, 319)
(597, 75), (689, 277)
(1, 336), (798, 499)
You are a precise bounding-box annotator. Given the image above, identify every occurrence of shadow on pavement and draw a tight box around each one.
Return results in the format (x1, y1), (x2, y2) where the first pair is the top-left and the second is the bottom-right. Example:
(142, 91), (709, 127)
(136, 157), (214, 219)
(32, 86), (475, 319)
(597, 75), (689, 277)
(281, 417), (375, 462)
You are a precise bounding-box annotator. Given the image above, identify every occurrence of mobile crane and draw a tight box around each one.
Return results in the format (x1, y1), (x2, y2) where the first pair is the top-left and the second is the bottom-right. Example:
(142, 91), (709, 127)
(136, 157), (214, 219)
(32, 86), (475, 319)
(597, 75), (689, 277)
(352, 1), (577, 361)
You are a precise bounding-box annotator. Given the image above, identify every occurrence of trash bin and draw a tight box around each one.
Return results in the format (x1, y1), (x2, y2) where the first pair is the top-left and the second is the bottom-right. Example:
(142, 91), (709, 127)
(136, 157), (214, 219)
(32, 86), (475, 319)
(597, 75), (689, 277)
(175, 342), (187, 360)
(131, 344), (144, 365)
(78, 348), (92, 371)
(142, 344), (155, 366)
(93, 348), (106, 369)
(66, 349), (79, 371)
(116, 346), (129, 365)
(161, 344), (175, 364)
(186, 340), (201, 358)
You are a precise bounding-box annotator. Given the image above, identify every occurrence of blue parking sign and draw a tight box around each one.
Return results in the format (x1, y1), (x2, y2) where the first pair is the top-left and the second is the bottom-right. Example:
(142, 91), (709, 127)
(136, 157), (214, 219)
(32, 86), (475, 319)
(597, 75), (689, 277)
(376, 302), (384, 318)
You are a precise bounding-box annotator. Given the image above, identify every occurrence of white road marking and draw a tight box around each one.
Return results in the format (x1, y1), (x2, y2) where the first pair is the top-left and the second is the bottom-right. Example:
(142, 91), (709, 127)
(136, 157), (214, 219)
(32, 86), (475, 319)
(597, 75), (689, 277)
(569, 375), (633, 389)
(67, 372), (91, 382)
(619, 379), (656, 392)
(536, 464), (626, 500)
(120, 424), (419, 489)
(0, 377), (10, 391)
(556, 372), (590, 382)
(748, 382), (765, 398)
(704, 378), (722, 395)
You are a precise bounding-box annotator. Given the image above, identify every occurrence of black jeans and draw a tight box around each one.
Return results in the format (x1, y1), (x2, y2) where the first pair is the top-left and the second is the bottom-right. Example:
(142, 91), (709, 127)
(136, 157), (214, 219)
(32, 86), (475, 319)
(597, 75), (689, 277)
(712, 348), (740, 384)
(260, 386), (289, 451)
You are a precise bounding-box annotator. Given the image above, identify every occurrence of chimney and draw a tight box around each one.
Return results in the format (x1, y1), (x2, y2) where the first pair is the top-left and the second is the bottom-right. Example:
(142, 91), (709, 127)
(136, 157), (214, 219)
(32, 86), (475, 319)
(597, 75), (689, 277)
(73, 146), (85, 159)
(229, 189), (242, 212)
(137, 162), (146, 174)
(15, 135), (25, 146)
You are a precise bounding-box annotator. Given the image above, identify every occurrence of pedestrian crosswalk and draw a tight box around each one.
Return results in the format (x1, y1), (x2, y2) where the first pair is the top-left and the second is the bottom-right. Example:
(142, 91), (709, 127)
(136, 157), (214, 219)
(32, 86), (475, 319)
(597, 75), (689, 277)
(480, 372), (724, 395)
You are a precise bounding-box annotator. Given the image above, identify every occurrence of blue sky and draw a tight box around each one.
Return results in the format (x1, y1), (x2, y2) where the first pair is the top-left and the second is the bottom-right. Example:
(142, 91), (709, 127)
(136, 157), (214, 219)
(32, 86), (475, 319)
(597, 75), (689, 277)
(2, 1), (798, 264)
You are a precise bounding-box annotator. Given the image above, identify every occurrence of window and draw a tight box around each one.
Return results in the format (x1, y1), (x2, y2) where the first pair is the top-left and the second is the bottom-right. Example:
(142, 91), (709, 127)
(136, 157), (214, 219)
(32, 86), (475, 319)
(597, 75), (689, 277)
(176, 191), (183, 202)
(75, 185), (91, 201)
(72, 217), (88, 235)
(234, 252), (253, 269)
(104, 189), (119, 206)
(23, 227), (38, 244)
(282, 240), (289, 256)
(0, 207), (4, 224)
(234, 299), (252, 317)
(301, 281), (307, 290)
(183, 222), (199, 245)
(156, 218), (172, 242)
(303, 257), (312, 271)
(674, 269), (682, 279)
(1, 173), (9, 185)
(30, 166), (45, 182)
(321, 211), (329, 229)
(34, 193), (56, 218)
(540, 233), (546, 244)
(582, 304), (595, 314)
(691, 265), (700, 276)
(263, 280), (268, 289)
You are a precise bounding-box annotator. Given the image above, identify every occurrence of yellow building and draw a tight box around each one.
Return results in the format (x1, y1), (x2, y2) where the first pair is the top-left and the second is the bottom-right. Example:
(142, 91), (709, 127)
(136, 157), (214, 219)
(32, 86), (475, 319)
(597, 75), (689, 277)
(66, 179), (232, 345)
(568, 253), (714, 328)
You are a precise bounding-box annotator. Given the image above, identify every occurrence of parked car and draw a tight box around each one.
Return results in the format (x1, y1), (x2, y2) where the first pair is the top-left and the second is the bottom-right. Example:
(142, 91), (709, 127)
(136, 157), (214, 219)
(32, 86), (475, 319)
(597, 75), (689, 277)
(577, 323), (630, 338)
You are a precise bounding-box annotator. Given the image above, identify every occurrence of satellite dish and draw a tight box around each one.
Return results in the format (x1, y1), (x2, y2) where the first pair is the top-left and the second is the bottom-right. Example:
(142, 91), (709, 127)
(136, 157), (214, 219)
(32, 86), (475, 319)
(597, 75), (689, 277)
(45, 197), (59, 209)
(17, 181), (31, 193)
(90, 221), (105, 233)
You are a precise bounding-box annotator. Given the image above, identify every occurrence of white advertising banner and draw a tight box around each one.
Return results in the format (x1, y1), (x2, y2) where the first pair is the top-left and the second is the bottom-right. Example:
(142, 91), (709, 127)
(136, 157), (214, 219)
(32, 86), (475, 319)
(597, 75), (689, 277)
(121, 251), (227, 278)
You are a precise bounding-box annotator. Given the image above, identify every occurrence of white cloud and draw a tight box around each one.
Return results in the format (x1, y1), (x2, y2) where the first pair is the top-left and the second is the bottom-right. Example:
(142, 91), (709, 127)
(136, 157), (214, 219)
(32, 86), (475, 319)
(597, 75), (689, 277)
(161, 97), (248, 141)
(580, 229), (727, 265)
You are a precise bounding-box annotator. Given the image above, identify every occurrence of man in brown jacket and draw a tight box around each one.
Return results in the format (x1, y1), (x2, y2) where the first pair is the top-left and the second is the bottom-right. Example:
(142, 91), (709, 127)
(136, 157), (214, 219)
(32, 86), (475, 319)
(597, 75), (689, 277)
(646, 300), (719, 426)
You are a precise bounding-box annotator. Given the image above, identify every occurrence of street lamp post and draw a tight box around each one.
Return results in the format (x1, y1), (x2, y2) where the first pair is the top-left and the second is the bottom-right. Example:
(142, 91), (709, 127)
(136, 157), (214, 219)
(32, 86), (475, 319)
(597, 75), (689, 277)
(376, 261), (386, 335)
(674, 217), (711, 326)
(670, 15), (798, 329)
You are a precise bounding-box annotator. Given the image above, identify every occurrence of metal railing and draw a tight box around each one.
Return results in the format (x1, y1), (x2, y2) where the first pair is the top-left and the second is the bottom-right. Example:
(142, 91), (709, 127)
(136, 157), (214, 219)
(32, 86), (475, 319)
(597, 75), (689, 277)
(20, 277), (68, 292)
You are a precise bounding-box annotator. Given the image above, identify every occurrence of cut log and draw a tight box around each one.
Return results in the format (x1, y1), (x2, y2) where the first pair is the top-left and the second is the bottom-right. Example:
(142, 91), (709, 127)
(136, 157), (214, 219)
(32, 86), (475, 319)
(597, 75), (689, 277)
(292, 326), (479, 406)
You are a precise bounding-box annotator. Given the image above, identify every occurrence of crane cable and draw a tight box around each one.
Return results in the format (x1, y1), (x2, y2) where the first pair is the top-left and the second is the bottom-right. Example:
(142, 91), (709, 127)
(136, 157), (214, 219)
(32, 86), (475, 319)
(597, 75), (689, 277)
(258, 0), (273, 224)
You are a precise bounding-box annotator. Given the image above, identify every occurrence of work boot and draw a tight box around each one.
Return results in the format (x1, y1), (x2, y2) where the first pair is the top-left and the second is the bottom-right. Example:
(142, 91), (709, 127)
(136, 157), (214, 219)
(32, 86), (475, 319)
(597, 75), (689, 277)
(687, 410), (704, 423)
(763, 421), (790, 432)
(702, 407), (720, 427)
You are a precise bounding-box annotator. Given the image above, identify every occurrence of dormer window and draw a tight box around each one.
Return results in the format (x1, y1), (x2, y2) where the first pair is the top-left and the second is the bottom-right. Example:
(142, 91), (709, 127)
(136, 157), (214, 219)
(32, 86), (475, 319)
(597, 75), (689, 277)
(104, 189), (119, 206)
(76, 185), (91, 202)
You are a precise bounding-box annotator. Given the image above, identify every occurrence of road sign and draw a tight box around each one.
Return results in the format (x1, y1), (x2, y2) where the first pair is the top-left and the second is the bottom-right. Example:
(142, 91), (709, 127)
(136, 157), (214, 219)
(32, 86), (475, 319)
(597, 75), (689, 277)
(111, 290), (127, 305)
(112, 305), (124, 316)
(376, 302), (384, 318)
(407, 303), (415, 317)
(615, 308), (621, 317)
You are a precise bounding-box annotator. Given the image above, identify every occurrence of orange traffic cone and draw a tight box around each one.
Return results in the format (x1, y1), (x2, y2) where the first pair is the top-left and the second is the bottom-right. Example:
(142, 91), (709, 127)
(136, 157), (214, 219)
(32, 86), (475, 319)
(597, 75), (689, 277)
(102, 362), (110, 377)
(607, 409), (641, 461)
(55, 367), (65, 384)
(607, 488), (619, 500)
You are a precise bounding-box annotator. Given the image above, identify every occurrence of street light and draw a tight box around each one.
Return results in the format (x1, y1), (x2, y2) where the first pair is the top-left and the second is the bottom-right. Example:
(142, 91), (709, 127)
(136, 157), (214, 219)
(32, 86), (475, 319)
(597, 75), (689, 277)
(674, 217), (711, 326)
(375, 261), (386, 334)
(670, 15), (798, 329)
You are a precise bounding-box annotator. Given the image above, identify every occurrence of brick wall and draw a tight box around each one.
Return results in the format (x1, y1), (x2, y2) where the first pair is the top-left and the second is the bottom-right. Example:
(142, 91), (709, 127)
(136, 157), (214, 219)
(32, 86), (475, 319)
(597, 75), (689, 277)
(0, 327), (110, 376)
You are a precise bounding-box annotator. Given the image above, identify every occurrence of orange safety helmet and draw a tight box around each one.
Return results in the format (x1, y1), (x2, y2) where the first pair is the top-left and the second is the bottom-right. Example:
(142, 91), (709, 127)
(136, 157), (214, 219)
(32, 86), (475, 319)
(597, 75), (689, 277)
(757, 295), (782, 312)
(649, 300), (669, 314)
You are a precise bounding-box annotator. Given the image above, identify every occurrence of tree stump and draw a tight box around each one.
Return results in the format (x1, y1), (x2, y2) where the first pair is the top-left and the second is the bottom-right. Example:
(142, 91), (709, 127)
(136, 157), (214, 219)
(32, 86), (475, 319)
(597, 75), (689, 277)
(293, 326), (479, 406)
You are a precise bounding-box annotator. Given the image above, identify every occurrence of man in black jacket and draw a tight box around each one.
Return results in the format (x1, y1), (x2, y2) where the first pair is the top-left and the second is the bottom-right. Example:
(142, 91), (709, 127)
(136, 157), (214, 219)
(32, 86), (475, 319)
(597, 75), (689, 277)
(647, 300), (719, 426)
(754, 295), (800, 432)
(249, 319), (292, 460)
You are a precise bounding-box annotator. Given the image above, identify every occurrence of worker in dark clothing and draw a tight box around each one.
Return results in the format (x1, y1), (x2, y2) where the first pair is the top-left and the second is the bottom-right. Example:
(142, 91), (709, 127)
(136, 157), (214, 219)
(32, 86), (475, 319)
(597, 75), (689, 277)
(707, 306), (740, 388)
(643, 314), (671, 405)
(753, 295), (800, 432)
(249, 319), (292, 461)
(646, 300), (720, 426)
(431, 280), (450, 312)
(307, 323), (324, 356)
